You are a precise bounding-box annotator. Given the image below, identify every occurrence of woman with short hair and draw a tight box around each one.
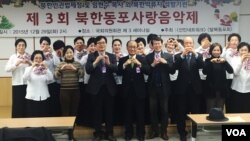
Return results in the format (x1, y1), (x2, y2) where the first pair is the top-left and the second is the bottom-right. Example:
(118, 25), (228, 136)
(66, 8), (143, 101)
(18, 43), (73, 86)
(5, 38), (31, 118)
(23, 50), (53, 117)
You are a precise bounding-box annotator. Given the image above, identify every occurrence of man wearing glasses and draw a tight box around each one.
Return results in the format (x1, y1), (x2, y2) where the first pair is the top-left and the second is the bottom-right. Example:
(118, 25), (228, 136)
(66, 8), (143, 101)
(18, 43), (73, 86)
(86, 36), (117, 141)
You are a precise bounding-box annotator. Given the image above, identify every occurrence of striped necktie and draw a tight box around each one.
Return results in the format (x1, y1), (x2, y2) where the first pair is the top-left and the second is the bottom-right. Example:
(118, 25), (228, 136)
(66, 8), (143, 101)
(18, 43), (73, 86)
(130, 56), (134, 68)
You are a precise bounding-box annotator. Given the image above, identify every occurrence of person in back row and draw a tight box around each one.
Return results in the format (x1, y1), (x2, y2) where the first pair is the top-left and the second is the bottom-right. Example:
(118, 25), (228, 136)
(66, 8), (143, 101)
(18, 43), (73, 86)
(54, 45), (84, 141)
(230, 42), (250, 113)
(5, 38), (31, 118)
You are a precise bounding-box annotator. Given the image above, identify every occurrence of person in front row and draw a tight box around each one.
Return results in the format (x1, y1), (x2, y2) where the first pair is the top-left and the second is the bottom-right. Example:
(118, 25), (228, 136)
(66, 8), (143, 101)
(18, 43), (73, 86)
(54, 45), (84, 117)
(23, 50), (53, 117)
(146, 36), (174, 140)
(85, 36), (117, 141)
(54, 45), (84, 141)
(174, 36), (204, 141)
(202, 42), (233, 112)
(117, 40), (149, 141)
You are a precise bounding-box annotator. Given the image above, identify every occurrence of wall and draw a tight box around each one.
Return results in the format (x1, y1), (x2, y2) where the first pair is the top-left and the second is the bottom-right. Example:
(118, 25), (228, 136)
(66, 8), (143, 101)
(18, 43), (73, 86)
(0, 77), (12, 106)
(1, 0), (250, 106)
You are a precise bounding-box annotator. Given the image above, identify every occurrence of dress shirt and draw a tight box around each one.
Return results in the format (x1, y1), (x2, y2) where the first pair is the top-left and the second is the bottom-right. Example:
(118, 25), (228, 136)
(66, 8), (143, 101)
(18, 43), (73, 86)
(196, 46), (209, 80)
(222, 48), (238, 79)
(231, 56), (250, 93)
(80, 54), (91, 84)
(74, 49), (87, 62)
(74, 50), (87, 82)
(5, 53), (30, 85)
(23, 66), (53, 101)
(43, 52), (56, 84)
(153, 52), (162, 85)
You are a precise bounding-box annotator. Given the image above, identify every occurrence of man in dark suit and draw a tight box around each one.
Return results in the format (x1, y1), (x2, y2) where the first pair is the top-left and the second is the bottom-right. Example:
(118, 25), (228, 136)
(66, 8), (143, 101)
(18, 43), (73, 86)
(174, 36), (204, 141)
(145, 36), (174, 140)
(117, 40), (149, 141)
(85, 36), (117, 141)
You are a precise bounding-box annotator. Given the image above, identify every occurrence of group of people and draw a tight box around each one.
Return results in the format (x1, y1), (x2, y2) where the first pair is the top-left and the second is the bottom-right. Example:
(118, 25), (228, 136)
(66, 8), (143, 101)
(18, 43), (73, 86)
(5, 33), (250, 141)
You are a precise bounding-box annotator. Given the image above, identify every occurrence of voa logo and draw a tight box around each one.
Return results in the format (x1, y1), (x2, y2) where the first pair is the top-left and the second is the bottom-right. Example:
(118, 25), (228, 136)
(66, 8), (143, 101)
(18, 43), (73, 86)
(226, 129), (246, 136)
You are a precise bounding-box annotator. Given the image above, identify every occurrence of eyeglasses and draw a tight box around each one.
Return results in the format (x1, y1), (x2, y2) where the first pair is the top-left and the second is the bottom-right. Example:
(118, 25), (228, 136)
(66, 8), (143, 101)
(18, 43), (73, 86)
(97, 42), (106, 45)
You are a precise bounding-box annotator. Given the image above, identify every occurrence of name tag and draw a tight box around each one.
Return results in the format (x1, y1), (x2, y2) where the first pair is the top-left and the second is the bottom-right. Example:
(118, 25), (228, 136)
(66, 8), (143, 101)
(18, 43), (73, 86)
(136, 67), (141, 73)
(102, 66), (106, 73)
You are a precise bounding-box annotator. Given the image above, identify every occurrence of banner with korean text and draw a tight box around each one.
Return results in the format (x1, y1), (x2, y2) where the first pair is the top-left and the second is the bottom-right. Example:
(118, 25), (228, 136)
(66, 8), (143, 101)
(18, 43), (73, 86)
(0, 0), (241, 37)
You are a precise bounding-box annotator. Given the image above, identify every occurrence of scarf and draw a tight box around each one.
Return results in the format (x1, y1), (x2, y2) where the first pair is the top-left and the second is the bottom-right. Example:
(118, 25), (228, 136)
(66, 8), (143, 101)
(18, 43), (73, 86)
(244, 59), (250, 70)
(17, 53), (30, 61)
(200, 49), (210, 59)
(44, 52), (53, 60)
(229, 49), (239, 57)
(33, 65), (47, 75)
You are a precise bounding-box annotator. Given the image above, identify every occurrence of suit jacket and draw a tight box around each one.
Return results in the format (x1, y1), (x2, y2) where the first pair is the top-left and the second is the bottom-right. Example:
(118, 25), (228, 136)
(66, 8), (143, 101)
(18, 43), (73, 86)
(117, 55), (149, 99)
(202, 57), (233, 98)
(145, 51), (174, 96)
(85, 51), (117, 96)
(174, 52), (204, 95)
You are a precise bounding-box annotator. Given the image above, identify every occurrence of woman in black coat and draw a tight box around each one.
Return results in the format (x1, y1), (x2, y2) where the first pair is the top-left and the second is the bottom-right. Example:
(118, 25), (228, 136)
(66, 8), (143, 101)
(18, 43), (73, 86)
(202, 42), (233, 112)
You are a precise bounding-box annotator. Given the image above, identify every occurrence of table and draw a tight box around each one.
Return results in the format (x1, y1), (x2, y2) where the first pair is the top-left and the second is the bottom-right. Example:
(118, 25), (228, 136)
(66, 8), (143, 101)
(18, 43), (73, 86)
(187, 113), (250, 141)
(0, 116), (76, 140)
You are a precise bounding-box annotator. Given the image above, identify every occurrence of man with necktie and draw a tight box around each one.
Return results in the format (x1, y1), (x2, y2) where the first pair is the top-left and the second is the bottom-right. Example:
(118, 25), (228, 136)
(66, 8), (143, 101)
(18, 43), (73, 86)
(146, 36), (174, 140)
(117, 40), (149, 141)
(86, 36), (117, 141)
(174, 36), (204, 141)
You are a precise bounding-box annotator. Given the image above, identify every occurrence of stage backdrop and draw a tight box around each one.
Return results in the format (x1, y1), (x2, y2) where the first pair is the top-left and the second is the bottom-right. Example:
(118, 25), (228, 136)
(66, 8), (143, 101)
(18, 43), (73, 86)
(0, 0), (241, 37)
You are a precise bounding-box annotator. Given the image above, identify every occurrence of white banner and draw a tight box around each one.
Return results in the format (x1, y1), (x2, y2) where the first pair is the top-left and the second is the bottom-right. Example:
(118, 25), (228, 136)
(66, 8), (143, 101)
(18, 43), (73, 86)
(0, 0), (241, 37)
